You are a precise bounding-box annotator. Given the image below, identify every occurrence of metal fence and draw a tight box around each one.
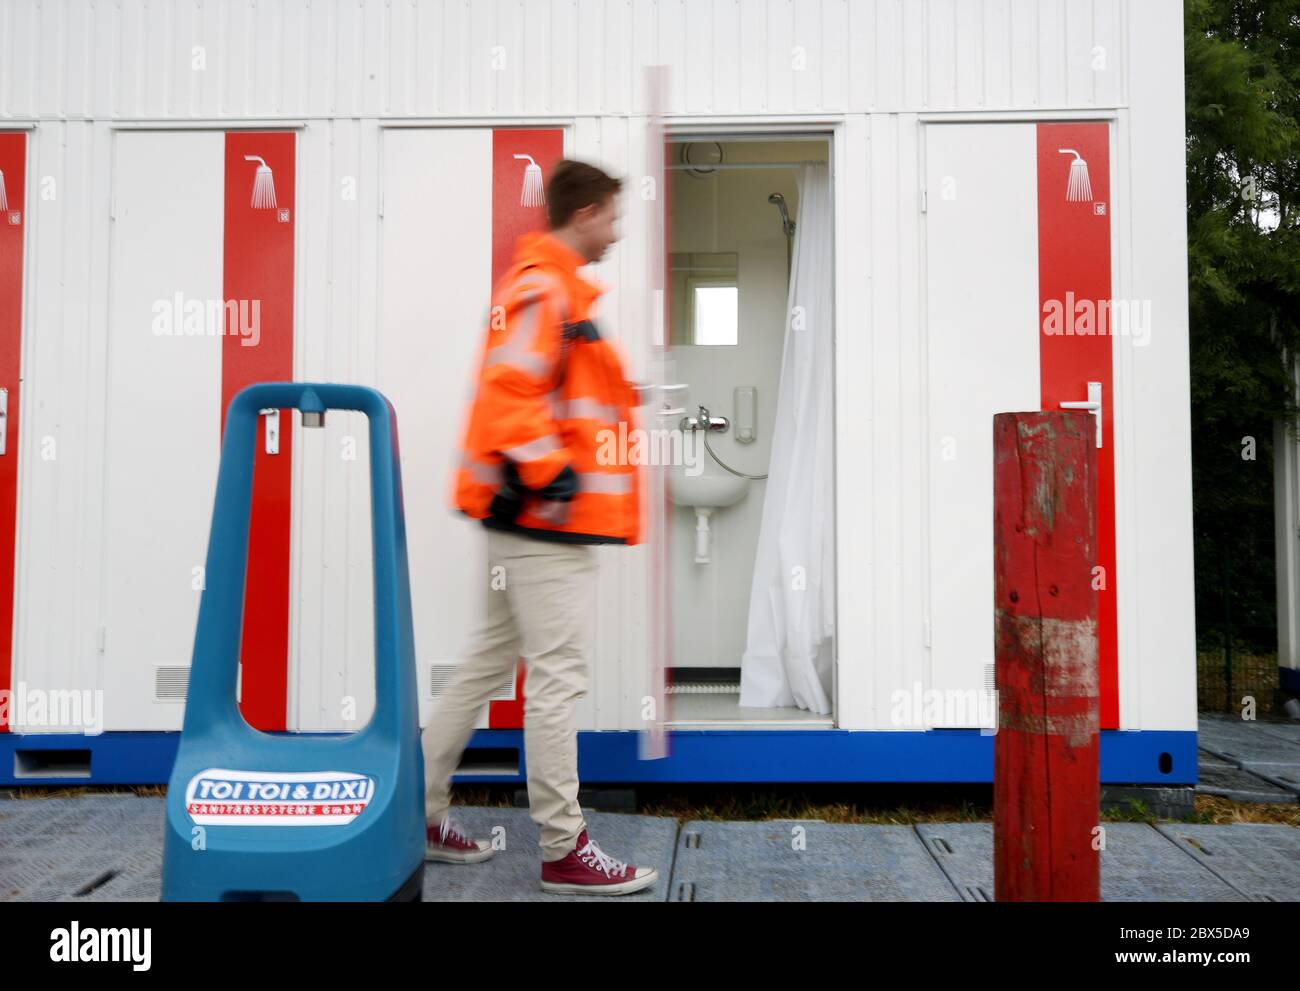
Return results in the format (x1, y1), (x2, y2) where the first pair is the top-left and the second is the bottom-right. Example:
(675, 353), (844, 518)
(1195, 529), (1280, 715)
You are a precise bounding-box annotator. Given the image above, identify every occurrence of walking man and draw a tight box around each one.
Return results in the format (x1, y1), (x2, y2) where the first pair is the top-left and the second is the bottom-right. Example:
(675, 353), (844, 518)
(421, 159), (657, 895)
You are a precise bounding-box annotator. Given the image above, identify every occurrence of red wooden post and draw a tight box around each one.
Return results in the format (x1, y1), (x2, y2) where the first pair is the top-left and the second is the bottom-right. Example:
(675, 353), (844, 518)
(993, 411), (1101, 901)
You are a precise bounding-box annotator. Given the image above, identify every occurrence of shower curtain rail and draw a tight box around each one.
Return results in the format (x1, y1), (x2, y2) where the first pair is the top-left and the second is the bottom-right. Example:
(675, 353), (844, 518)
(664, 161), (825, 171)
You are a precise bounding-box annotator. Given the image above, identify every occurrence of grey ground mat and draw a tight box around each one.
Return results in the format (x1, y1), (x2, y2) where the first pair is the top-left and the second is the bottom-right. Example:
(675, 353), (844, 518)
(1250, 719), (1300, 746)
(1155, 823), (1300, 902)
(1198, 712), (1300, 747)
(1, 795), (165, 902)
(669, 820), (962, 901)
(423, 806), (677, 902)
(916, 822), (997, 901)
(1197, 750), (1300, 803)
(3, 795), (1297, 902)
(1247, 767), (1300, 798)
(1198, 715), (1300, 774)
(917, 822), (1248, 902)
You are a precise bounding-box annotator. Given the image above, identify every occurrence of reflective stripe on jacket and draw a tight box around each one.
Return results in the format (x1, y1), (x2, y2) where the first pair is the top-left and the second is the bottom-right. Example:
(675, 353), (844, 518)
(451, 230), (642, 545)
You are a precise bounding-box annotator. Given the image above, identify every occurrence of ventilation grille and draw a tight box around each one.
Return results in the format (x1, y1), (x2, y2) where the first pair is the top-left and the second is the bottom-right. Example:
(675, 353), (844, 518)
(429, 663), (515, 701)
(154, 665), (190, 702)
(666, 682), (740, 696)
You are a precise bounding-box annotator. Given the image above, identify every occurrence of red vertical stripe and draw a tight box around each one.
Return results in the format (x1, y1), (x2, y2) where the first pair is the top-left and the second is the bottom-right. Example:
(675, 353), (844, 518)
(1036, 123), (1118, 729)
(0, 133), (25, 733)
(488, 129), (564, 730)
(223, 132), (295, 731)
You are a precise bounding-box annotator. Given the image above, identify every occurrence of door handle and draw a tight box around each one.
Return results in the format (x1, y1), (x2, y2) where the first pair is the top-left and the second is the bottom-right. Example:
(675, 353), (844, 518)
(1059, 381), (1102, 449)
(0, 388), (6, 456)
(260, 407), (280, 455)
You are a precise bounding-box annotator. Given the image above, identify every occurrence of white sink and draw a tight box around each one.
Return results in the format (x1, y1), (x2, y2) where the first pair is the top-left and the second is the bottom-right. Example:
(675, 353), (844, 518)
(668, 465), (749, 508)
(667, 463), (750, 564)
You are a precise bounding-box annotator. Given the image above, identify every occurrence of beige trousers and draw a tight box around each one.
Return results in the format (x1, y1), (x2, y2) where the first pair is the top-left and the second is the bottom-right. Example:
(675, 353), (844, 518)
(421, 527), (596, 862)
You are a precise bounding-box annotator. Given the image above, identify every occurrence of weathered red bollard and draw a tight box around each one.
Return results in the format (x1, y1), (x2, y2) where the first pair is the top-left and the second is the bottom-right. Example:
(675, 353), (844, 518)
(993, 411), (1100, 902)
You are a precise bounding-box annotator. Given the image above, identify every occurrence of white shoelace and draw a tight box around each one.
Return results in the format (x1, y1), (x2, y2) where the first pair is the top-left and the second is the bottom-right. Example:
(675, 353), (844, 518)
(438, 818), (470, 845)
(577, 837), (627, 878)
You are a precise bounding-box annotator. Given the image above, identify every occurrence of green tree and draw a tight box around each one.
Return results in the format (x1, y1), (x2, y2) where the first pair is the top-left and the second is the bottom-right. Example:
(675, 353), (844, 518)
(1185, 0), (1300, 672)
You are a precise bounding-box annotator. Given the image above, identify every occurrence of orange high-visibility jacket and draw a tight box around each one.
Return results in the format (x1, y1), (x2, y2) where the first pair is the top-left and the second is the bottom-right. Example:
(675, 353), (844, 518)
(452, 230), (643, 545)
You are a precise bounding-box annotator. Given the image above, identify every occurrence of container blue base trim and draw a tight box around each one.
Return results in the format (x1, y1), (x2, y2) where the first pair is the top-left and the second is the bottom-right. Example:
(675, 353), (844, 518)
(0, 732), (180, 786)
(457, 728), (1198, 787)
(0, 728), (1199, 788)
(1280, 665), (1300, 695)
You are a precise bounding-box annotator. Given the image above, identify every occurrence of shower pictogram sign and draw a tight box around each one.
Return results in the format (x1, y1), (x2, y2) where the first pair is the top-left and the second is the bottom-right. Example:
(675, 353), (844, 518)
(243, 154), (290, 222)
(0, 165), (18, 226)
(1058, 148), (1093, 202)
(1057, 146), (1107, 215)
(514, 154), (545, 207)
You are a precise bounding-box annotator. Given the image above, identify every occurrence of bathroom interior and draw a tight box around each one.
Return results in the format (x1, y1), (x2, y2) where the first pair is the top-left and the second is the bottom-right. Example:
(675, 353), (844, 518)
(662, 135), (836, 728)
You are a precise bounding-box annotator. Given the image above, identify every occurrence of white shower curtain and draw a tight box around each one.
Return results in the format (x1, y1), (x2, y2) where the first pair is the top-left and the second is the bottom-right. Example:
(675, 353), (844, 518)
(739, 162), (836, 714)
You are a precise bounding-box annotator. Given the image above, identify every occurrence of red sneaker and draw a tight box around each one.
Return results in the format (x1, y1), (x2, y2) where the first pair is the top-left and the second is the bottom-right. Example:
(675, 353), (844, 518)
(425, 816), (495, 864)
(540, 829), (658, 895)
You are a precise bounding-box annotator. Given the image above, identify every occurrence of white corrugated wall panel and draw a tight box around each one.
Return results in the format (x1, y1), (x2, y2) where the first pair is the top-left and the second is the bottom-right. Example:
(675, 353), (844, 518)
(1, 0), (1138, 121)
(1092, 0), (1127, 108)
(833, 112), (872, 728)
(1124, 0), (1195, 731)
(927, 0), (958, 110)
(581, 113), (638, 730)
(1034, 0), (1066, 106)
(866, 111), (905, 729)
(980, 0), (1011, 108)
(291, 118), (378, 732)
(1008, 0), (1040, 107)
(954, 0), (984, 109)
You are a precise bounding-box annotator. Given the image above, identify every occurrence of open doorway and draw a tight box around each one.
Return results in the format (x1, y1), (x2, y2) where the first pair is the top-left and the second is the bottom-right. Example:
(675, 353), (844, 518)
(661, 135), (835, 728)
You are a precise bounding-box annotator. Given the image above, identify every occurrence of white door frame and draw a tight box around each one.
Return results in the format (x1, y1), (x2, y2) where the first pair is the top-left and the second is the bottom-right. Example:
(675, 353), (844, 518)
(637, 119), (844, 730)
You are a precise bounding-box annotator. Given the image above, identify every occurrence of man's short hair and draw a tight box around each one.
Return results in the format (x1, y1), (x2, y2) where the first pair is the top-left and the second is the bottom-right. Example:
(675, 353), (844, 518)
(547, 159), (623, 229)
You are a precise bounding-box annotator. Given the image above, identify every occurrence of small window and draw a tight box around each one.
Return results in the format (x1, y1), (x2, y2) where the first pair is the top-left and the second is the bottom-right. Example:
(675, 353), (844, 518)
(669, 252), (739, 346)
(692, 285), (739, 346)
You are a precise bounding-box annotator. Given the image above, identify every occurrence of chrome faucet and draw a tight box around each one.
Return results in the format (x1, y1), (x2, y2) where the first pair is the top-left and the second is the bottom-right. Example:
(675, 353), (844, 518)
(681, 404), (729, 434)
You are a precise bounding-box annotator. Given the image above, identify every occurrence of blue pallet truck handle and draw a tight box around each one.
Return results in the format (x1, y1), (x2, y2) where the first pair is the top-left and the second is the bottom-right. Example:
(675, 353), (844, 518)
(161, 383), (426, 901)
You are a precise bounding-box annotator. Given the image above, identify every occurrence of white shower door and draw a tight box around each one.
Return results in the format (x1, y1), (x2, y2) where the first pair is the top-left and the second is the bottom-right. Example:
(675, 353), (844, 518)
(924, 123), (1041, 730)
(923, 120), (1120, 729)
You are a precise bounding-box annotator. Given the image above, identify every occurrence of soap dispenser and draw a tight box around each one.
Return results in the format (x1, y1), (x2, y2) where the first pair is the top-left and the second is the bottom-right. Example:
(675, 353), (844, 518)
(734, 386), (756, 444)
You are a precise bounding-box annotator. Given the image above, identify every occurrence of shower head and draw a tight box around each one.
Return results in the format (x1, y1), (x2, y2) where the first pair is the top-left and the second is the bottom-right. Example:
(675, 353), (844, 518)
(768, 193), (795, 237)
